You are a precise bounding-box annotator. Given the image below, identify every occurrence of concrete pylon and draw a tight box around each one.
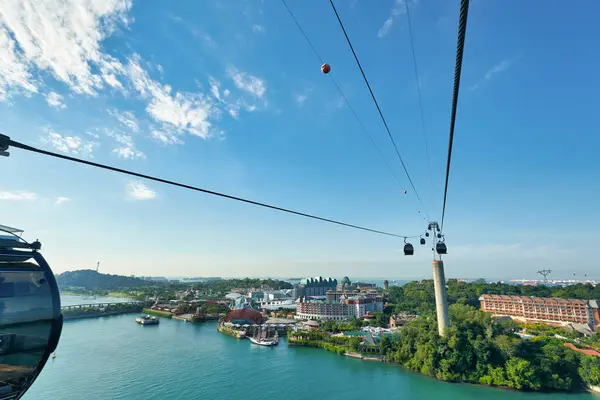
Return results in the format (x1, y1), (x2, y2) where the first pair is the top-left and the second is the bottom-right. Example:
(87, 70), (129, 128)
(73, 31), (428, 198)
(432, 259), (449, 336)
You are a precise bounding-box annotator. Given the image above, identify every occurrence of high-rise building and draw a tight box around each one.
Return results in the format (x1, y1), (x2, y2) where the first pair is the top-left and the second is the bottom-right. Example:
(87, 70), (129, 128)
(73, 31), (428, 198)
(383, 280), (389, 290)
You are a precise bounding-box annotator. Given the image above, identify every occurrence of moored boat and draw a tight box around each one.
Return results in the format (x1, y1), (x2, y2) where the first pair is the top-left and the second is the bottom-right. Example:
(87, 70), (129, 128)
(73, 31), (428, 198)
(249, 330), (278, 346)
(136, 315), (159, 325)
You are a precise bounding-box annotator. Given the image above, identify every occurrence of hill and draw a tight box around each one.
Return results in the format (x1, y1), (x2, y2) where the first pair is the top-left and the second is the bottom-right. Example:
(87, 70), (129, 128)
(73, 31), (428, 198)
(56, 270), (155, 291)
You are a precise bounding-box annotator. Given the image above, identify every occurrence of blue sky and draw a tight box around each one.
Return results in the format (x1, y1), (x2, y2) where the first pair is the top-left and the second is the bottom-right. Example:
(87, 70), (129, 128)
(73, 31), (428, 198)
(0, 0), (598, 280)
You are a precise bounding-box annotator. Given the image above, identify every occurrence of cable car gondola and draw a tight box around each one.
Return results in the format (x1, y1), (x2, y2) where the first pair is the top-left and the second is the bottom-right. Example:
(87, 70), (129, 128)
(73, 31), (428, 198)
(403, 238), (414, 256)
(420, 238), (426, 245)
(436, 242), (448, 255)
(0, 225), (62, 399)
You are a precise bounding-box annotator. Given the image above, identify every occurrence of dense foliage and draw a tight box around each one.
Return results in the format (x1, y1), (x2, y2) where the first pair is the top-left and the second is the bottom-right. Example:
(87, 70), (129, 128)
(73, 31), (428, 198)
(387, 279), (600, 315)
(57, 270), (292, 299)
(57, 270), (154, 291)
(289, 330), (355, 355)
(382, 303), (600, 391)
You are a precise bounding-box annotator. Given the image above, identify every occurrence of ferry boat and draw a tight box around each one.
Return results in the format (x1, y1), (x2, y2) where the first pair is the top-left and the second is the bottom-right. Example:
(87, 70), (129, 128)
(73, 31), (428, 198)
(136, 315), (159, 325)
(249, 330), (278, 347)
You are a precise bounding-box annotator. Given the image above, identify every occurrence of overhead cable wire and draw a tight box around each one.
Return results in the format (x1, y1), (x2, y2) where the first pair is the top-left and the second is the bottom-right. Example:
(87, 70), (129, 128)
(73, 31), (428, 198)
(328, 0), (429, 220)
(279, 0), (406, 195)
(404, 0), (434, 198)
(4, 136), (420, 239)
(441, 0), (470, 231)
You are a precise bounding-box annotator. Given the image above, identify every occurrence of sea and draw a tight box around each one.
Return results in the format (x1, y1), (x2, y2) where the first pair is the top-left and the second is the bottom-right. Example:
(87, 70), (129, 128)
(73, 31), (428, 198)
(22, 296), (595, 400)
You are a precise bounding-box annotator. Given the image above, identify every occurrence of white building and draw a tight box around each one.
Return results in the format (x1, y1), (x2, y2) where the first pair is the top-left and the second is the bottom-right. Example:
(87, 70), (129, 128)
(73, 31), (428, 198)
(295, 295), (383, 321)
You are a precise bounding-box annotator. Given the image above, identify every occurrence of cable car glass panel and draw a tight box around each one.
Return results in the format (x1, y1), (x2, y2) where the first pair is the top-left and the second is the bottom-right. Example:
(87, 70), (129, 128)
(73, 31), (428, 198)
(0, 247), (62, 400)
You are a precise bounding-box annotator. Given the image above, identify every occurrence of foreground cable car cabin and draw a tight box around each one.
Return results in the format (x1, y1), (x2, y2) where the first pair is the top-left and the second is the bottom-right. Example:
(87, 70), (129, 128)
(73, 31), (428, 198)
(404, 242), (414, 256)
(436, 242), (448, 255)
(0, 224), (62, 399)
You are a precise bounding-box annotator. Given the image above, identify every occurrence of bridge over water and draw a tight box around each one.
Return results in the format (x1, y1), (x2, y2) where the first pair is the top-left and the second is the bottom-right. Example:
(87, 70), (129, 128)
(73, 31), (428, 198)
(61, 301), (150, 312)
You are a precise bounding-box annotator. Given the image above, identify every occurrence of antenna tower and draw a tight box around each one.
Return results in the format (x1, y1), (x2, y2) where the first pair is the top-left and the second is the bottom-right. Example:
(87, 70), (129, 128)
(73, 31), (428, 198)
(537, 269), (551, 283)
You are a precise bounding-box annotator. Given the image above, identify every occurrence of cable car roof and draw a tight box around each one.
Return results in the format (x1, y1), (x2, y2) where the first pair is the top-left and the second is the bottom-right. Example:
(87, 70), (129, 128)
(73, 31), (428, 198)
(0, 224), (24, 234)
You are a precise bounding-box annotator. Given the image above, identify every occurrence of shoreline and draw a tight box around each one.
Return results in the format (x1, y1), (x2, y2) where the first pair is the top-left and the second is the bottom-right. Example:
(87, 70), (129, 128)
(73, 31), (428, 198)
(287, 337), (598, 395)
(141, 308), (173, 318)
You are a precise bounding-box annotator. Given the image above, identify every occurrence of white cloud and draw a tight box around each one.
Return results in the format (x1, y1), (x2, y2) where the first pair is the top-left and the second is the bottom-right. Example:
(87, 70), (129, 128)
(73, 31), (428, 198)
(252, 24), (265, 34)
(226, 66), (267, 99)
(0, 0), (131, 97)
(150, 130), (183, 145)
(377, 0), (414, 38)
(228, 108), (239, 118)
(0, 191), (37, 201)
(484, 59), (511, 80)
(108, 109), (140, 132)
(126, 181), (156, 200)
(44, 91), (66, 109)
(469, 59), (513, 91)
(294, 93), (308, 106)
(0, 28), (37, 100)
(126, 55), (218, 139)
(42, 129), (98, 157)
(54, 196), (71, 205)
(191, 29), (217, 49)
(378, 18), (395, 38)
(1, 0), (261, 145)
(85, 130), (101, 139)
(105, 129), (145, 159)
(209, 77), (222, 101)
(207, 76), (258, 120)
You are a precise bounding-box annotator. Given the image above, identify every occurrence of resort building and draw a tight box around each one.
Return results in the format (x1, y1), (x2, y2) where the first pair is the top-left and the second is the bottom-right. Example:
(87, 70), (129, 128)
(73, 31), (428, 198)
(295, 293), (384, 321)
(298, 277), (338, 298)
(479, 295), (600, 328)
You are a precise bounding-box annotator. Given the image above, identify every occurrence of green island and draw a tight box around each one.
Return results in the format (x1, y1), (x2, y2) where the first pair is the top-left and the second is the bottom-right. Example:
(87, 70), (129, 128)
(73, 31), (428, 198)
(57, 269), (292, 300)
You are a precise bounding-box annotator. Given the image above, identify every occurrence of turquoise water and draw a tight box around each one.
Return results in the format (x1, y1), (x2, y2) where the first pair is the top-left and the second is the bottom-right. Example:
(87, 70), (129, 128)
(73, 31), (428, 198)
(23, 314), (595, 400)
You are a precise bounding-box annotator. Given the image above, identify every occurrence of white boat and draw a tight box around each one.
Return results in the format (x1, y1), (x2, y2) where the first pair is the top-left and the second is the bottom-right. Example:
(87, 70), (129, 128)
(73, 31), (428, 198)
(136, 315), (159, 325)
(249, 331), (278, 346)
(249, 336), (278, 346)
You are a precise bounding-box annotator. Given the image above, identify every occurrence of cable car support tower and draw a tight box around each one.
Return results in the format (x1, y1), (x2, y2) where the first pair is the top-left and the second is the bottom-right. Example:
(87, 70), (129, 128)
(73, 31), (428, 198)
(402, 222), (449, 336)
(429, 222), (449, 336)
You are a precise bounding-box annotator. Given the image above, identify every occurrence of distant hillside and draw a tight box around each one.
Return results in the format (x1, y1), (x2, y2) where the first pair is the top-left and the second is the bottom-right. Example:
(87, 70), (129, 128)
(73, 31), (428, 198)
(56, 270), (155, 291)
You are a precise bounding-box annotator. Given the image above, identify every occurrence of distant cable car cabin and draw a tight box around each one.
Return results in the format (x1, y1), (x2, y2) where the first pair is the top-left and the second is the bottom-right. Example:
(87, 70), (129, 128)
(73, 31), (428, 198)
(420, 238), (426, 245)
(404, 242), (414, 256)
(436, 242), (447, 255)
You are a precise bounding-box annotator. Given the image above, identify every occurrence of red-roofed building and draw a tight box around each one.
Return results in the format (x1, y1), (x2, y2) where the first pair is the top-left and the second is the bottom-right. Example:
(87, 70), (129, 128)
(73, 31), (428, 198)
(479, 295), (599, 328)
(223, 308), (265, 325)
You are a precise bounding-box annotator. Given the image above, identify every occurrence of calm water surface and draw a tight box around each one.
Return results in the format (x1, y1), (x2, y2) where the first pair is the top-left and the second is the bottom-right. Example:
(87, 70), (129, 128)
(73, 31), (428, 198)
(23, 311), (595, 400)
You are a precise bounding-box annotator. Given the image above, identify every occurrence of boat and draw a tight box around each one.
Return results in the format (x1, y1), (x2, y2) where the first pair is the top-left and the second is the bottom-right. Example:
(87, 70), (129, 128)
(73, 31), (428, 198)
(249, 330), (278, 346)
(136, 315), (159, 325)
